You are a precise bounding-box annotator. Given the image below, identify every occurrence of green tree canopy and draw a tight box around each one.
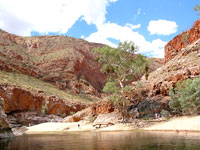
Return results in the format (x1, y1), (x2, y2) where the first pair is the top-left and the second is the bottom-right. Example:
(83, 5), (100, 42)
(94, 41), (149, 88)
(93, 41), (151, 122)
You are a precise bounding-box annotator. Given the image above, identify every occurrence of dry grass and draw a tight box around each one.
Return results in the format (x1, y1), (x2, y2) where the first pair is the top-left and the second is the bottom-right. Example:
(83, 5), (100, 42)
(0, 70), (94, 104)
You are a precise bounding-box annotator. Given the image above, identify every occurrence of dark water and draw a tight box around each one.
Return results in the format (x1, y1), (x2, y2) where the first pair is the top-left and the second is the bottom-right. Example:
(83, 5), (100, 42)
(1, 131), (200, 150)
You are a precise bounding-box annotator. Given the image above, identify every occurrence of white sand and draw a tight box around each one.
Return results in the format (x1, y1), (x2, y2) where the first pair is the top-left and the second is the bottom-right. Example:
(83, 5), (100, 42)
(25, 122), (93, 134)
(25, 122), (137, 134)
(25, 115), (200, 134)
(144, 116), (200, 132)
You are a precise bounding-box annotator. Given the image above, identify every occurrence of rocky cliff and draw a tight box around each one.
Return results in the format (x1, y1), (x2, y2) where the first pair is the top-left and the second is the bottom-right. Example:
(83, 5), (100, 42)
(126, 36), (200, 118)
(0, 97), (13, 138)
(0, 29), (106, 95)
(0, 70), (91, 115)
(165, 19), (200, 62)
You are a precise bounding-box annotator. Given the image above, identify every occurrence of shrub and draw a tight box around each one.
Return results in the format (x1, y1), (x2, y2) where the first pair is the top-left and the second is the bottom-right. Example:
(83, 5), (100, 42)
(69, 111), (75, 116)
(102, 81), (119, 94)
(161, 109), (170, 118)
(169, 77), (200, 115)
(41, 104), (47, 114)
(89, 116), (96, 123)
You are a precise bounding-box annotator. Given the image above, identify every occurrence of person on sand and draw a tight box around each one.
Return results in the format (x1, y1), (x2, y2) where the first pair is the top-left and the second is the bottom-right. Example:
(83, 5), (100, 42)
(78, 124), (80, 128)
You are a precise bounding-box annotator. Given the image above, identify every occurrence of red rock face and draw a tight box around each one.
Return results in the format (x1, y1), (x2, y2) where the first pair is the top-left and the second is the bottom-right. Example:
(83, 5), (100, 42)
(47, 98), (86, 116)
(91, 100), (115, 115)
(0, 85), (86, 115)
(74, 53), (106, 92)
(165, 19), (200, 62)
(0, 29), (106, 95)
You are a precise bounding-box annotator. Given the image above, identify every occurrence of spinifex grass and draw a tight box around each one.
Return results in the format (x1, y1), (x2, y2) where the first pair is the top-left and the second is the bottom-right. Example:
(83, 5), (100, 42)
(0, 70), (94, 104)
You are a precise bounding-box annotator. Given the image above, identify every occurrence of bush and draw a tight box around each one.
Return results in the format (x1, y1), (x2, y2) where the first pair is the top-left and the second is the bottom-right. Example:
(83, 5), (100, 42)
(102, 81), (119, 93)
(169, 77), (200, 115)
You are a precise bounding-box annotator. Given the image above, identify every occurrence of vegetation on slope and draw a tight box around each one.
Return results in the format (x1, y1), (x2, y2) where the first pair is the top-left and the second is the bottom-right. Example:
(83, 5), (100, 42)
(169, 77), (200, 115)
(0, 70), (95, 103)
(0, 30), (106, 94)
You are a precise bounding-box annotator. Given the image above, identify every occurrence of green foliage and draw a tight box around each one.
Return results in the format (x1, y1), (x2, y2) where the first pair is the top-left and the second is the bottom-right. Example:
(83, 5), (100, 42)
(0, 70), (93, 105)
(132, 54), (150, 79)
(161, 110), (170, 118)
(70, 111), (75, 116)
(61, 113), (67, 118)
(169, 77), (200, 115)
(194, 4), (200, 16)
(103, 81), (119, 94)
(109, 93), (121, 104)
(89, 116), (96, 123)
(118, 41), (138, 54)
(41, 104), (47, 114)
(94, 41), (150, 122)
(93, 41), (149, 87)
(123, 85), (132, 92)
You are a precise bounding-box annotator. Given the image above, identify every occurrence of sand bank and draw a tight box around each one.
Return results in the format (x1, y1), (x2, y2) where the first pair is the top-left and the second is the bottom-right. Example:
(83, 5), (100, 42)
(24, 115), (200, 134)
(144, 115), (200, 132)
(25, 122), (137, 134)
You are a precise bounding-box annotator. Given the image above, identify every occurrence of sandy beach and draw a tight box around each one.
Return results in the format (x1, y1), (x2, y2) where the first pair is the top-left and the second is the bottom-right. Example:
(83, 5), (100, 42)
(25, 122), (137, 134)
(24, 115), (200, 134)
(144, 115), (200, 132)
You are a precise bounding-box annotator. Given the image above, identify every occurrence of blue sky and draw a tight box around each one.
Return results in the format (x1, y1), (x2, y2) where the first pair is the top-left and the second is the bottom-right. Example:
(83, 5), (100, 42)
(0, 0), (199, 58)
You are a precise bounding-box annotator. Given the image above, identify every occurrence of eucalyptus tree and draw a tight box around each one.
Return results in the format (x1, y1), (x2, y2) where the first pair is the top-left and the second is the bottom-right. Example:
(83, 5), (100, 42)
(94, 41), (149, 122)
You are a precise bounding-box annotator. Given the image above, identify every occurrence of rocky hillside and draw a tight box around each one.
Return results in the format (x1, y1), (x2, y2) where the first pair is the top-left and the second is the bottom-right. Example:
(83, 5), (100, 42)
(165, 19), (200, 62)
(0, 29), (106, 95)
(123, 20), (200, 118)
(149, 19), (200, 97)
(145, 39), (200, 97)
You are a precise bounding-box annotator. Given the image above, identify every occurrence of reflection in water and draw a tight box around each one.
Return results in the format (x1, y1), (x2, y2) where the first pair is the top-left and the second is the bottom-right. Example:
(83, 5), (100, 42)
(0, 131), (200, 150)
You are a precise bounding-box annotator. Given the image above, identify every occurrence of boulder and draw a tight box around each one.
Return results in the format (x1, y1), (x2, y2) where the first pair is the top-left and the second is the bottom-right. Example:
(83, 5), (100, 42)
(128, 99), (168, 118)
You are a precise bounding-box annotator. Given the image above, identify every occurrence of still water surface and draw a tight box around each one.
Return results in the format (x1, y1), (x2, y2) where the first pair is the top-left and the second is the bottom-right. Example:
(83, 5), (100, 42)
(1, 131), (200, 150)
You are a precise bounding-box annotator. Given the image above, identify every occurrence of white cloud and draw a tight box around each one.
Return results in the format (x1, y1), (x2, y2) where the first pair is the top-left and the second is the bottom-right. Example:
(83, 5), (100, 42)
(0, 0), (117, 36)
(125, 23), (141, 30)
(150, 39), (167, 58)
(0, 0), (168, 58)
(109, 0), (118, 2)
(86, 22), (167, 58)
(80, 35), (85, 39)
(148, 19), (178, 35)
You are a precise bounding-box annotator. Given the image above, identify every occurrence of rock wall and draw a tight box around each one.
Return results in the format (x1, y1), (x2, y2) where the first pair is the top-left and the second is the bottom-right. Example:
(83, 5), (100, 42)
(62, 100), (115, 123)
(0, 97), (9, 129)
(0, 85), (86, 116)
(0, 29), (106, 95)
(0, 97), (14, 138)
(91, 100), (114, 115)
(165, 19), (200, 62)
